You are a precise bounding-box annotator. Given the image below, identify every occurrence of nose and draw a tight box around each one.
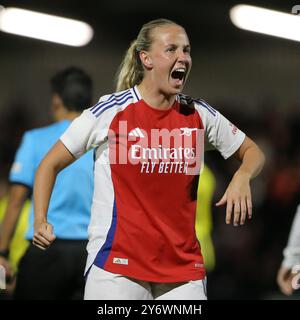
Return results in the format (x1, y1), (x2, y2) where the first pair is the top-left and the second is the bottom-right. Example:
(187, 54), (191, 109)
(177, 49), (190, 63)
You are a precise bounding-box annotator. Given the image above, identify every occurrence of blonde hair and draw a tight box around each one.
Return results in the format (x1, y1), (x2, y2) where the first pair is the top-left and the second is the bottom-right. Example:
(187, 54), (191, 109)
(115, 18), (180, 92)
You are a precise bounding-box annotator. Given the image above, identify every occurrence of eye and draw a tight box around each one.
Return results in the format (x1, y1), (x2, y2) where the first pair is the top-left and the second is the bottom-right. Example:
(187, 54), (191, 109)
(184, 47), (191, 54)
(166, 46), (176, 52)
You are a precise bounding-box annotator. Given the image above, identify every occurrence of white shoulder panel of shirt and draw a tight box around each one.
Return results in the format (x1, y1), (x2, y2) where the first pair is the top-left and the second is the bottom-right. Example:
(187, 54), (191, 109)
(60, 89), (137, 158)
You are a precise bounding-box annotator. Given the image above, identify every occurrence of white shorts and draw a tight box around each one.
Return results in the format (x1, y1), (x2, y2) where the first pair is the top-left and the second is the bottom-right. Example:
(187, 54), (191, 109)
(84, 265), (207, 300)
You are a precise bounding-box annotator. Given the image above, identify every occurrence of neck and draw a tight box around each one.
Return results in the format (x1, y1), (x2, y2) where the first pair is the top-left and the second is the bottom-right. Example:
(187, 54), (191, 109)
(54, 109), (80, 122)
(137, 81), (176, 110)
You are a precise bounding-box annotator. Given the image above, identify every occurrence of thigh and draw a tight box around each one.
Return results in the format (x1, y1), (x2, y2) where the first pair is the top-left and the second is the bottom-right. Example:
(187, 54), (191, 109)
(84, 265), (153, 300)
(154, 278), (207, 300)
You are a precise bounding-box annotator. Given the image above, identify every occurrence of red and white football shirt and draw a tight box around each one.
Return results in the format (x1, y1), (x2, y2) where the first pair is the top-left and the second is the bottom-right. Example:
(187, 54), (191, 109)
(60, 86), (245, 283)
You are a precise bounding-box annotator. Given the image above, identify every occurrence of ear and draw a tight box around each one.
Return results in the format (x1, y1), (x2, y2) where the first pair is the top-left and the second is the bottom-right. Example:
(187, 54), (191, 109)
(52, 93), (63, 108)
(139, 50), (153, 69)
(51, 93), (64, 115)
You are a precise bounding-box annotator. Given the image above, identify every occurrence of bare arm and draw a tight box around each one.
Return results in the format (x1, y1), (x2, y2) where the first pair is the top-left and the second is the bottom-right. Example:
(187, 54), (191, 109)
(32, 140), (75, 250)
(216, 136), (265, 226)
(232, 136), (265, 179)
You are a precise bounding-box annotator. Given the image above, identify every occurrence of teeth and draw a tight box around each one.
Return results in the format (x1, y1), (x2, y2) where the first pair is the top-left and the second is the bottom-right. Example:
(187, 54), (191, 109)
(175, 68), (185, 72)
(171, 68), (186, 81)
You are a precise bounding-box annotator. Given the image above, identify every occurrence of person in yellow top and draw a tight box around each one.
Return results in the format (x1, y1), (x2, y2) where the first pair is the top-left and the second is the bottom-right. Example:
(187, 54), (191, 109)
(196, 164), (216, 272)
(0, 178), (29, 297)
(0, 199), (30, 274)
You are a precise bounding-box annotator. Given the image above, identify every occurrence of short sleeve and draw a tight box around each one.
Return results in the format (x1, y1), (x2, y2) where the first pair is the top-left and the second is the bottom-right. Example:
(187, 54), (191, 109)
(195, 100), (246, 159)
(9, 132), (36, 188)
(60, 95), (112, 158)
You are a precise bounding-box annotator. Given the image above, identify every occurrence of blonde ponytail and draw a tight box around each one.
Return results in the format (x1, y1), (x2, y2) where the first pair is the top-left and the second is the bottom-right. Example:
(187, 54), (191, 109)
(115, 40), (143, 92)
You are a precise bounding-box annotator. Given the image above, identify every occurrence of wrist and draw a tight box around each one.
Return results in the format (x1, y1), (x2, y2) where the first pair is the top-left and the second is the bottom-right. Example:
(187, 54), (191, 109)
(34, 217), (47, 225)
(0, 248), (9, 258)
(34, 218), (47, 231)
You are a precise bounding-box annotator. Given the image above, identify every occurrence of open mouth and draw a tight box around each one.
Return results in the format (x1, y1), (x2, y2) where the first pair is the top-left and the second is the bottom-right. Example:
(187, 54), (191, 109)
(171, 68), (186, 81)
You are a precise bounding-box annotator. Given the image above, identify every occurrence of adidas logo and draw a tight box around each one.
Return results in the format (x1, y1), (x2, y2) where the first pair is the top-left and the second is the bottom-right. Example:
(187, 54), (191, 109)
(113, 257), (128, 265)
(128, 127), (145, 138)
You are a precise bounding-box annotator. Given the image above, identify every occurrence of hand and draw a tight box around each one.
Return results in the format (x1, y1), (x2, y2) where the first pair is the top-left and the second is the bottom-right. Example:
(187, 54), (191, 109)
(277, 266), (294, 296)
(33, 220), (56, 250)
(215, 170), (252, 226)
(0, 256), (16, 294)
(0, 256), (13, 279)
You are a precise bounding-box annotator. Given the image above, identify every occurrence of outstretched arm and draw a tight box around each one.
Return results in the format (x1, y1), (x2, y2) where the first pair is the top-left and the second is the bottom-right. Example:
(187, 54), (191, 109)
(33, 140), (75, 250)
(215, 136), (265, 226)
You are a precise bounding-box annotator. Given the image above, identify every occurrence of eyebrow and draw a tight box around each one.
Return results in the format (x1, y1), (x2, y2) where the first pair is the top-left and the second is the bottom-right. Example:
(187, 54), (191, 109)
(166, 44), (191, 48)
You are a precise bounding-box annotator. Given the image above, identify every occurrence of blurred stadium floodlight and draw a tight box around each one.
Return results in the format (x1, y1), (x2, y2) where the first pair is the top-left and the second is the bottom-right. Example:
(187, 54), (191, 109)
(0, 6), (93, 46)
(230, 4), (300, 42)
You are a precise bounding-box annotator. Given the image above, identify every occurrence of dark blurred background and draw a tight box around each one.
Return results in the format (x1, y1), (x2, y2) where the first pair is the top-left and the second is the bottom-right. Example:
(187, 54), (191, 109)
(0, 0), (299, 299)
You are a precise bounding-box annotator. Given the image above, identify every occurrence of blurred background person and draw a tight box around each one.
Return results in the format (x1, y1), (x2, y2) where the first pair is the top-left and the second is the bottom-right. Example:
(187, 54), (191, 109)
(196, 164), (216, 272)
(0, 67), (94, 299)
(0, 175), (30, 299)
(277, 204), (300, 297)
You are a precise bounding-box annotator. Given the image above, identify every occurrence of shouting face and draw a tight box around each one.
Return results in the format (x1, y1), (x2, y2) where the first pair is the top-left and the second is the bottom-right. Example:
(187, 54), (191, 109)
(140, 24), (192, 96)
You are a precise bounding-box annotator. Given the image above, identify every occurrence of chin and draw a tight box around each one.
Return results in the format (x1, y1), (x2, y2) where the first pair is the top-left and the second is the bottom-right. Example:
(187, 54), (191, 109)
(161, 83), (184, 97)
(171, 85), (184, 94)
